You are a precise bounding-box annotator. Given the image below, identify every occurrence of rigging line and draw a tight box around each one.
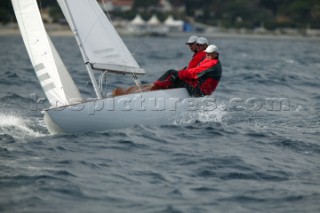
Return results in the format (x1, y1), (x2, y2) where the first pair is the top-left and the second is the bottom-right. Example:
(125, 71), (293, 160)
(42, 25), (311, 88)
(130, 40), (144, 57)
(103, 71), (109, 96)
(98, 71), (108, 97)
(132, 73), (142, 93)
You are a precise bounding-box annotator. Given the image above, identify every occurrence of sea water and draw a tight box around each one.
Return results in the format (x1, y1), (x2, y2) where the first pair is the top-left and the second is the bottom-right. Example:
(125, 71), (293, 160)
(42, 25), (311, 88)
(0, 35), (319, 213)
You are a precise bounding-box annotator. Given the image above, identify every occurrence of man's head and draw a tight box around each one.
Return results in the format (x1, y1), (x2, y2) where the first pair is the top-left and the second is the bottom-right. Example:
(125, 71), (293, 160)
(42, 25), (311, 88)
(186, 35), (198, 52)
(205, 44), (219, 59)
(196, 37), (208, 52)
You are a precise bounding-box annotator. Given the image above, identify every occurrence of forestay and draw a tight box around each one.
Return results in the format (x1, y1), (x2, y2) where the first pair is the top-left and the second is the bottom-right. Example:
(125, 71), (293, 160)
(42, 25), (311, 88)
(11, 0), (82, 106)
(57, 0), (146, 75)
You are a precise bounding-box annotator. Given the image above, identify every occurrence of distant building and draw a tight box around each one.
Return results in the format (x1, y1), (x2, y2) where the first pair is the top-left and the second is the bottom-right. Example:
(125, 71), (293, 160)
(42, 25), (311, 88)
(127, 14), (169, 36)
(131, 14), (146, 26)
(147, 14), (168, 35)
(128, 14), (147, 34)
(147, 14), (161, 26)
(99, 0), (186, 15)
(164, 15), (184, 32)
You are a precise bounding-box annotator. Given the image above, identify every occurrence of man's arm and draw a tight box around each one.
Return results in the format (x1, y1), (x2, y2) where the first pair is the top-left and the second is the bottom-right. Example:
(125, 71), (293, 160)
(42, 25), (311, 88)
(178, 59), (218, 79)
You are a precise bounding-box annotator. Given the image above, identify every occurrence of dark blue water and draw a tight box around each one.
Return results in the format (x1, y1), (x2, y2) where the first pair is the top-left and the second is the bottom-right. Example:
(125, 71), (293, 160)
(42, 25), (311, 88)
(0, 34), (320, 213)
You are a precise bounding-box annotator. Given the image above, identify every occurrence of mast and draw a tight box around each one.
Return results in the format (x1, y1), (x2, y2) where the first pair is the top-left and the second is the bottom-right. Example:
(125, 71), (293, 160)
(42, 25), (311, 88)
(64, 0), (102, 99)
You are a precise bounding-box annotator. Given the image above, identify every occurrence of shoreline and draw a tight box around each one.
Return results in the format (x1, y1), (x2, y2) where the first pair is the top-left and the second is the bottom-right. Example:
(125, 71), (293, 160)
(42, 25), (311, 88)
(1, 24), (320, 41)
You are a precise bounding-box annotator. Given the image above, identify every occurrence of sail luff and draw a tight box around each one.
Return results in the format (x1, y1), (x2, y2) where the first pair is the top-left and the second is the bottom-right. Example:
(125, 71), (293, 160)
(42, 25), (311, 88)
(11, 0), (82, 106)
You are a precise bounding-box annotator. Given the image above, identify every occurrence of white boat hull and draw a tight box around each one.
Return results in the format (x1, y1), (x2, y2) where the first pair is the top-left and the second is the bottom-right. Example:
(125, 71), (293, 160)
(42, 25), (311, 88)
(44, 88), (191, 134)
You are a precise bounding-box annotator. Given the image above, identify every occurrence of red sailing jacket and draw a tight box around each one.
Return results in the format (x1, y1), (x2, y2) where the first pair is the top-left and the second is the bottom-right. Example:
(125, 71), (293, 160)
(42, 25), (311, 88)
(186, 51), (206, 69)
(179, 58), (219, 79)
(178, 58), (222, 96)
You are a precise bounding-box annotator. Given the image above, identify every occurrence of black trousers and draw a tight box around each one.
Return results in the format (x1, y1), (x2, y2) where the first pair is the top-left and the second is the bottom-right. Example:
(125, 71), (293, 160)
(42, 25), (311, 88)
(157, 69), (205, 97)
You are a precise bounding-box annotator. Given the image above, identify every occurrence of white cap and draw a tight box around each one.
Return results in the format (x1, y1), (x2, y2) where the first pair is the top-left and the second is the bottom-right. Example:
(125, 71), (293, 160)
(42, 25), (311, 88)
(205, 44), (218, 53)
(186, 35), (198, 44)
(196, 37), (208, 45)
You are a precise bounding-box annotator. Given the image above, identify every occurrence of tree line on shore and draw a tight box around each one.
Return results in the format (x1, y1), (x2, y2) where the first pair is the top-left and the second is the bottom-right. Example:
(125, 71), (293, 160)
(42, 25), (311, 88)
(1, 0), (319, 29)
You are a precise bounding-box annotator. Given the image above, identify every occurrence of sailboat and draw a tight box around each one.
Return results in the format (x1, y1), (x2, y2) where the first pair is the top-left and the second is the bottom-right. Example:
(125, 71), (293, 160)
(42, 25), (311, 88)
(11, 0), (190, 134)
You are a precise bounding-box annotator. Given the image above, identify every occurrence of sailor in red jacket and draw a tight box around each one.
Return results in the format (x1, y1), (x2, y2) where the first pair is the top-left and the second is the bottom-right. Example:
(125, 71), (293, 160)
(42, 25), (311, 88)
(185, 35), (199, 69)
(184, 36), (208, 69)
(152, 44), (222, 97)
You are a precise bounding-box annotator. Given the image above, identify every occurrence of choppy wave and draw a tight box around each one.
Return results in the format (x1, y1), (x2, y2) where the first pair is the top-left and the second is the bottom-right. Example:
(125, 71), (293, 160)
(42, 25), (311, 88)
(0, 113), (48, 138)
(172, 98), (228, 126)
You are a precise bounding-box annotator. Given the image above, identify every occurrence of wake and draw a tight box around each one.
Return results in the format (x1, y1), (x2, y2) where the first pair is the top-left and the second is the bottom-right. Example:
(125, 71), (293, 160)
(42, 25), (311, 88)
(173, 99), (228, 125)
(0, 113), (48, 138)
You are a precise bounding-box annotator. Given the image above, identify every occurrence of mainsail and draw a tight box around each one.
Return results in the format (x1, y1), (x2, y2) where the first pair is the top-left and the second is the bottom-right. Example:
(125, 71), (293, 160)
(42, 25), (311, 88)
(57, 0), (145, 74)
(11, 0), (82, 106)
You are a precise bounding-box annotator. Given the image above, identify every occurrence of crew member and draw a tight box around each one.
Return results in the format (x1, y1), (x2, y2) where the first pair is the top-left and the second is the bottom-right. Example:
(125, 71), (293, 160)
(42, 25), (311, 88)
(183, 36), (208, 69)
(151, 44), (222, 97)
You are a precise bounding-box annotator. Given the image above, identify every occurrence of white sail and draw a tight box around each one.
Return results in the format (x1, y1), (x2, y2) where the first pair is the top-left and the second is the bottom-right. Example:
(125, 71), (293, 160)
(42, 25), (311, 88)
(57, 0), (145, 75)
(11, 0), (82, 106)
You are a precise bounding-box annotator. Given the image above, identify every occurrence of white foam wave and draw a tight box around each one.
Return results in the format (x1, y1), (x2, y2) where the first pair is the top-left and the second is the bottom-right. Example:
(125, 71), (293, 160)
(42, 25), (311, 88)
(0, 113), (48, 138)
(173, 100), (227, 125)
